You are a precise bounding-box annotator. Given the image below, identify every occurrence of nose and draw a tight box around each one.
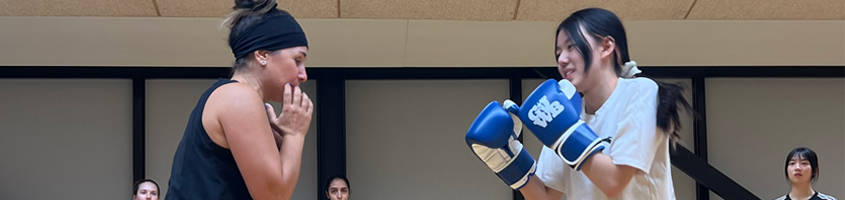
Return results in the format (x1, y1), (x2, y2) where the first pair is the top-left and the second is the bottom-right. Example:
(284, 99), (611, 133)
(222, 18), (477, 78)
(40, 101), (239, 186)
(557, 52), (570, 66)
(298, 67), (308, 83)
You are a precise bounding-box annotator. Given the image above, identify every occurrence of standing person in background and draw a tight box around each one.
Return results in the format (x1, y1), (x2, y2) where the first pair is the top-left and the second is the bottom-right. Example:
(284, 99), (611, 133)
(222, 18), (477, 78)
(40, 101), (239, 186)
(775, 147), (837, 200)
(325, 175), (351, 200)
(133, 179), (160, 200)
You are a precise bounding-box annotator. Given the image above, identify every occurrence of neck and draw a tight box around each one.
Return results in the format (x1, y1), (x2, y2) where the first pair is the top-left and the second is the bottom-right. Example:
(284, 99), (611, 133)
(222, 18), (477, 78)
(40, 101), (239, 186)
(790, 182), (814, 200)
(231, 70), (266, 101)
(582, 73), (618, 114)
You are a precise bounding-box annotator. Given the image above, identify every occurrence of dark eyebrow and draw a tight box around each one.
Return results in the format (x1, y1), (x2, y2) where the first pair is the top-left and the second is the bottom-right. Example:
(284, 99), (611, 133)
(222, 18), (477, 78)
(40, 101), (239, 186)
(299, 51), (307, 58)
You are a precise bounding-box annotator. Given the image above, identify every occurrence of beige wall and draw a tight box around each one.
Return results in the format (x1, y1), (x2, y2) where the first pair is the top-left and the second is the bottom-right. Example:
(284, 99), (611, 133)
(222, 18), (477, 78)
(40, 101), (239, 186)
(146, 79), (216, 198)
(345, 80), (513, 200)
(145, 79), (319, 200)
(1, 76), (842, 199)
(0, 79), (133, 199)
(706, 78), (845, 200)
(0, 17), (842, 67)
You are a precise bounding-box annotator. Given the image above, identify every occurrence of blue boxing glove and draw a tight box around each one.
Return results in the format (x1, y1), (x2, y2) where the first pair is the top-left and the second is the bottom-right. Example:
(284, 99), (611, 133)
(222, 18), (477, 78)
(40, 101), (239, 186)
(506, 79), (610, 170)
(466, 101), (536, 189)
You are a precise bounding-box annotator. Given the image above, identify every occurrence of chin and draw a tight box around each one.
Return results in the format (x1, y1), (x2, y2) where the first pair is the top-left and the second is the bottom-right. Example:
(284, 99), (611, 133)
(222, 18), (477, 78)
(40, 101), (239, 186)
(569, 79), (584, 92)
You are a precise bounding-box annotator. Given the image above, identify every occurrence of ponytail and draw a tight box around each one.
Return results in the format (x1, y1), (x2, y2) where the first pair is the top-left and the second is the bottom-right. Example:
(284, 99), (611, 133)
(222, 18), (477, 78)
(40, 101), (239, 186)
(651, 77), (692, 149)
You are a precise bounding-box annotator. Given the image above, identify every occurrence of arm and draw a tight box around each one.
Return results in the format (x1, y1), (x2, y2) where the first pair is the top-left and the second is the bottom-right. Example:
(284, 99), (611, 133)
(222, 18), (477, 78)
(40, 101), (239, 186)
(579, 80), (659, 198)
(265, 104), (285, 150)
(519, 175), (564, 200)
(272, 130), (284, 150)
(217, 84), (312, 200)
(580, 153), (638, 198)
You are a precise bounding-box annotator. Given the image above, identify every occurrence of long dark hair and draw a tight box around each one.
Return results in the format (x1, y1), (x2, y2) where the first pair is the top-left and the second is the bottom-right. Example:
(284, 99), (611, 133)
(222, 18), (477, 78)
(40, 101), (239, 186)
(556, 8), (692, 148)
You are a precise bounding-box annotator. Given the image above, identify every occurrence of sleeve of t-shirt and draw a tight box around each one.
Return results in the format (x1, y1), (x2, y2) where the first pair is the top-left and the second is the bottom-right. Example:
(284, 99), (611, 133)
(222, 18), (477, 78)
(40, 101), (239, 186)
(535, 146), (567, 193)
(608, 78), (664, 174)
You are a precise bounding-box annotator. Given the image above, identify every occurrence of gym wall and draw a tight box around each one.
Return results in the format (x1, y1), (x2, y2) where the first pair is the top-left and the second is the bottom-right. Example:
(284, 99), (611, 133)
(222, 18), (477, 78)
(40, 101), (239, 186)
(0, 17), (842, 200)
(0, 79), (318, 200)
(0, 79), (133, 199)
(0, 17), (842, 67)
(345, 79), (513, 200)
(706, 78), (845, 199)
(1, 77), (841, 200)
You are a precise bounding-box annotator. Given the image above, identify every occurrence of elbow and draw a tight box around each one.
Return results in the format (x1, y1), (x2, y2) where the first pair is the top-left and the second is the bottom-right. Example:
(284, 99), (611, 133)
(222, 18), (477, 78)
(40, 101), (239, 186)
(601, 183), (626, 198)
(256, 172), (294, 200)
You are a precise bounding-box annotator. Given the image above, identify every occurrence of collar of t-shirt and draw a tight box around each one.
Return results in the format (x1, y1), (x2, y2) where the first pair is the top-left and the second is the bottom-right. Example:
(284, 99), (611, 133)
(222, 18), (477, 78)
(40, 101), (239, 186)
(784, 191), (820, 200)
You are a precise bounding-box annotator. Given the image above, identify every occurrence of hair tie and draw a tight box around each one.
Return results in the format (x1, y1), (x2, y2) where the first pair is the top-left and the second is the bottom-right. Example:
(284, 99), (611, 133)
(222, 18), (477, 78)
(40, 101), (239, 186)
(621, 61), (640, 78)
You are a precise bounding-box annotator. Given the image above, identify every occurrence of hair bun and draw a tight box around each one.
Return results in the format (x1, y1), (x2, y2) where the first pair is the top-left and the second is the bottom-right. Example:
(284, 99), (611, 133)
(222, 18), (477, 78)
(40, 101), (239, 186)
(236, 0), (254, 9)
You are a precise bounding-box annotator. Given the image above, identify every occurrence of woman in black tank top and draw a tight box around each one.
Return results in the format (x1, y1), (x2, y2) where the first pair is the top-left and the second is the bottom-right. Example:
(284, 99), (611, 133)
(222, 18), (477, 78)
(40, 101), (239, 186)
(166, 0), (313, 199)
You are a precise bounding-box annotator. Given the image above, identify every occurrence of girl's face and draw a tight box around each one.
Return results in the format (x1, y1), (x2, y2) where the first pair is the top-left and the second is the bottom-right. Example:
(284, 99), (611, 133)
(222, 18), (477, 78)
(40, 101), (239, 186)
(787, 155), (814, 184)
(555, 28), (615, 93)
(133, 182), (159, 200)
(326, 179), (349, 200)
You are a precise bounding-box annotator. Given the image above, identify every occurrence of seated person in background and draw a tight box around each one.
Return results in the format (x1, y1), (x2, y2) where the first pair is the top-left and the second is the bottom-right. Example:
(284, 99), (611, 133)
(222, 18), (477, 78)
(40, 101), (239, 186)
(776, 147), (837, 200)
(133, 179), (160, 200)
(325, 174), (350, 200)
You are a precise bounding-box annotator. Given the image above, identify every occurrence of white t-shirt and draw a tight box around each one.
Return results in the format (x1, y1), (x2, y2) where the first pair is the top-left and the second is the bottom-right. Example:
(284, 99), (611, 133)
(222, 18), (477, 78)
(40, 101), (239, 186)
(535, 77), (675, 200)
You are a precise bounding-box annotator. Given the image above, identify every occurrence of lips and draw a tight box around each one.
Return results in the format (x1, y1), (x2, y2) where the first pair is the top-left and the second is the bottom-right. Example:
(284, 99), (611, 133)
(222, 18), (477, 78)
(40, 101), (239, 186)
(794, 173), (803, 177)
(563, 69), (575, 80)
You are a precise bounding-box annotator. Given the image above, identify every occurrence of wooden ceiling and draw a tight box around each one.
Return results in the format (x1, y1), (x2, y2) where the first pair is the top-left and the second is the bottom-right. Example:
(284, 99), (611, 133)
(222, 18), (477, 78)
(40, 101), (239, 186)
(0, 0), (842, 20)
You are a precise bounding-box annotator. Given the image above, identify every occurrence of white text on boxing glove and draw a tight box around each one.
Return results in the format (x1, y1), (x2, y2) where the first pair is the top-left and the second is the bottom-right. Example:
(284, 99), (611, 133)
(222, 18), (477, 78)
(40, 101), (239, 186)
(527, 96), (564, 128)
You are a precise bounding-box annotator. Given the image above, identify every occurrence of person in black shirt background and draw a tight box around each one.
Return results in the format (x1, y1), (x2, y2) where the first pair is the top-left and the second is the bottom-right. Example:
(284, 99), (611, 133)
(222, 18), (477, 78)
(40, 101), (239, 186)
(775, 147), (837, 200)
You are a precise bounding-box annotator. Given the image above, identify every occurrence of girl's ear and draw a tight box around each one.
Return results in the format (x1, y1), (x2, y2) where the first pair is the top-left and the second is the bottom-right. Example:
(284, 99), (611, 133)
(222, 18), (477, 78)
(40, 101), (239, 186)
(599, 36), (616, 60)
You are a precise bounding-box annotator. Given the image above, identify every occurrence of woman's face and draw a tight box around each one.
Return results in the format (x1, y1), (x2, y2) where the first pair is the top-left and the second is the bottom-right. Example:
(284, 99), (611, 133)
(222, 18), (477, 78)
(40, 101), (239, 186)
(555, 29), (609, 93)
(133, 182), (159, 200)
(555, 27), (616, 92)
(259, 46), (308, 102)
(787, 155), (814, 184)
(326, 179), (349, 200)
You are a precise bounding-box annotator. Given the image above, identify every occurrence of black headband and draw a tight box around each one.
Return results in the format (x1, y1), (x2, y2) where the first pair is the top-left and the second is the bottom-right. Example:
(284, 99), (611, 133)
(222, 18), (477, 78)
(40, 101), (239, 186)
(230, 14), (308, 60)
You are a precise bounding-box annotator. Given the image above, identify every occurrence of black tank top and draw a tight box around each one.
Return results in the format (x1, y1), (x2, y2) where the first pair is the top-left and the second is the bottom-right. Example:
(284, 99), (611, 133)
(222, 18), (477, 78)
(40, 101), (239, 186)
(166, 79), (252, 200)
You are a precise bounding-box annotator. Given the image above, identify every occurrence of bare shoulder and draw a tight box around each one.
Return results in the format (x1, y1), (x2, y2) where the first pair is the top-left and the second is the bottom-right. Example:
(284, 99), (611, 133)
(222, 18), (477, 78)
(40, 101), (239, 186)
(205, 82), (265, 123)
(210, 83), (263, 106)
(203, 82), (265, 148)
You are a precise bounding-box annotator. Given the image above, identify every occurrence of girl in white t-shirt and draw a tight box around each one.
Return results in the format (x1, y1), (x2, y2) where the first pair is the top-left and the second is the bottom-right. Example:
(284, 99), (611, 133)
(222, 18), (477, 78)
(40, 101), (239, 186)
(518, 8), (691, 200)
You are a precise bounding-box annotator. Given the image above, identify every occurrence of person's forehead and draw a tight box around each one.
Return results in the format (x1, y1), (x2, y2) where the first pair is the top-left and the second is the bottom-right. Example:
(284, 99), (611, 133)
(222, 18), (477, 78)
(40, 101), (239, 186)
(140, 182), (157, 188)
(557, 32), (571, 40)
(329, 181), (348, 188)
(790, 155), (808, 161)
